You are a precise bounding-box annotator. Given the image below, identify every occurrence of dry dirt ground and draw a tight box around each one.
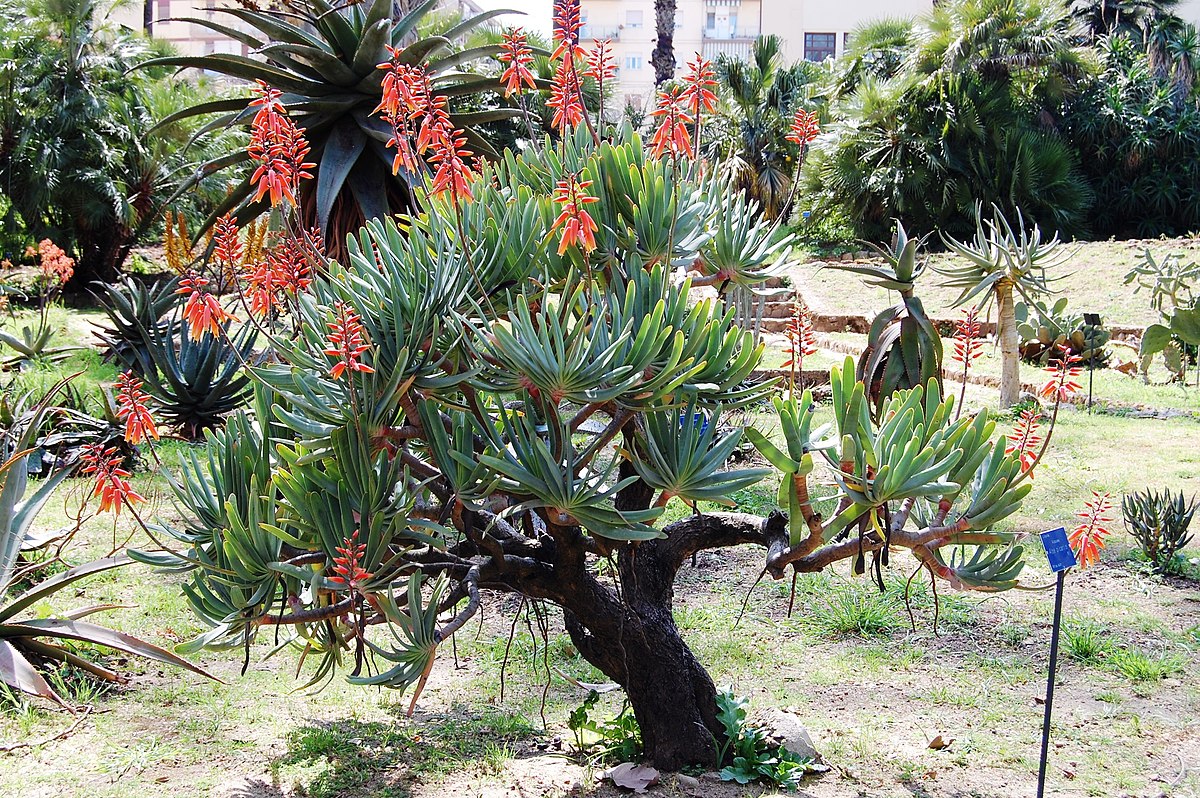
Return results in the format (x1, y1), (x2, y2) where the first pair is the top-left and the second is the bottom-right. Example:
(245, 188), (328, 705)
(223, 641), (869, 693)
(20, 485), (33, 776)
(7, 542), (1196, 798)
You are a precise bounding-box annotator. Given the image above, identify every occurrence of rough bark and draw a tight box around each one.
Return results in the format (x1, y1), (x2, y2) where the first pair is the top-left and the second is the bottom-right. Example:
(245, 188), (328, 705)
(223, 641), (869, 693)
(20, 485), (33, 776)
(651, 0), (677, 86)
(554, 512), (786, 769)
(995, 278), (1020, 407)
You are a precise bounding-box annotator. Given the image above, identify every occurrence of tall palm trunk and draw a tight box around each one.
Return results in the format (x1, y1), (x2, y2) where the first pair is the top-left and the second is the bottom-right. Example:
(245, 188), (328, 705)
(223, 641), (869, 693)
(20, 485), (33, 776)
(652, 0), (677, 86)
(996, 278), (1021, 407)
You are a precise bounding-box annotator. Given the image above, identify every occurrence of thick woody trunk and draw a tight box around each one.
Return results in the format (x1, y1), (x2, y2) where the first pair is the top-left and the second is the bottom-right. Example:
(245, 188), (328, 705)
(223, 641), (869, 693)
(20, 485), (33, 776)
(996, 278), (1021, 408)
(559, 555), (722, 770)
(550, 510), (783, 769)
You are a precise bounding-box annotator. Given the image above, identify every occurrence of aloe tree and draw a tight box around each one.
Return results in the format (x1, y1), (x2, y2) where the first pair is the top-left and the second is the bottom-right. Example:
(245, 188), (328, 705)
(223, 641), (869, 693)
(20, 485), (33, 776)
(142, 121), (1042, 769)
(938, 204), (1072, 407)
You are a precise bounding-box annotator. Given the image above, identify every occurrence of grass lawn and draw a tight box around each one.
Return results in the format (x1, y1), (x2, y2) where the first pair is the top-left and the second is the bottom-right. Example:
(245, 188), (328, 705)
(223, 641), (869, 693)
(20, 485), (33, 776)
(792, 237), (1200, 328)
(1, 281), (1199, 798)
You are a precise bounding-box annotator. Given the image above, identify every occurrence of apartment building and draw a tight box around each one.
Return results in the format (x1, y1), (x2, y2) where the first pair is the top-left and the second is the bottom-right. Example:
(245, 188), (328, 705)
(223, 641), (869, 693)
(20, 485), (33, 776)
(111, 0), (484, 58)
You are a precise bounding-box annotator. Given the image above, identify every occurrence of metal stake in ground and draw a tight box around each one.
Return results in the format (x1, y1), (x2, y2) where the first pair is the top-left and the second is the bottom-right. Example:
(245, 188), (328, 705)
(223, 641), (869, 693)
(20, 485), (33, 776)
(1083, 313), (1101, 413)
(1037, 526), (1077, 798)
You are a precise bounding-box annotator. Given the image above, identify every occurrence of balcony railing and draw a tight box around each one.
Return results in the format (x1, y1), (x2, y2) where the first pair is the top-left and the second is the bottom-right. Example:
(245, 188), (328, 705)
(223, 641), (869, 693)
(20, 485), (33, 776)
(581, 25), (621, 41)
(702, 28), (759, 40)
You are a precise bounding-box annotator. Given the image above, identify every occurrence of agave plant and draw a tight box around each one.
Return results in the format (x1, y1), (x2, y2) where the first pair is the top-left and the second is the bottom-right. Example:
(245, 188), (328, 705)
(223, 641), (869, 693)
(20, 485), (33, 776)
(1122, 488), (1197, 574)
(148, 0), (519, 250)
(0, 384), (212, 706)
(938, 203), (1072, 407)
(824, 222), (942, 417)
(92, 275), (182, 373)
(135, 312), (257, 439)
(0, 321), (76, 370)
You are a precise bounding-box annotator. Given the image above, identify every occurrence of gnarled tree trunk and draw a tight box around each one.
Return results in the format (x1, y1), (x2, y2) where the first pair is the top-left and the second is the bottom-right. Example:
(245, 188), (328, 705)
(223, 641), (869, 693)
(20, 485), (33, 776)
(550, 512), (785, 769)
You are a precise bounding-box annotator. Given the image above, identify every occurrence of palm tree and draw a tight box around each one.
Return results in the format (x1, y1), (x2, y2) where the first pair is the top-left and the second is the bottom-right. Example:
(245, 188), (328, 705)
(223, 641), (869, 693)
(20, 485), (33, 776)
(0, 0), (216, 284)
(652, 0), (676, 85)
(712, 35), (817, 219)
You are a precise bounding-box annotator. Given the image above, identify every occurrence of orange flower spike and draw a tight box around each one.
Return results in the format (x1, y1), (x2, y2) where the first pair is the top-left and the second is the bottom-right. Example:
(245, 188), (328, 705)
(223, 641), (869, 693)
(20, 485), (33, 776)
(1038, 345), (1084, 402)
(584, 39), (617, 85)
(430, 127), (476, 202)
(1069, 491), (1114, 569)
(246, 82), (315, 207)
(80, 444), (145, 516)
(551, 176), (600, 255)
(324, 301), (375, 381)
(551, 0), (583, 61)
(213, 214), (242, 272)
(681, 54), (718, 116)
(499, 28), (537, 98)
(786, 108), (820, 147)
(114, 371), (159, 445)
(951, 307), (984, 365)
(547, 57), (587, 132)
(327, 530), (374, 591)
(781, 295), (818, 369)
(177, 273), (236, 340)
(1005, 409), (1043, 476)
(649, 88), (693, 158)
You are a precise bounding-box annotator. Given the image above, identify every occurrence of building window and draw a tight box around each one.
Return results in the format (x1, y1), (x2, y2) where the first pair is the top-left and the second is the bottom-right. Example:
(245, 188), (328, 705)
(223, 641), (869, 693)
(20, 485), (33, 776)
(625, 9), (643, 29)
(804, 32), (836, 62)
(730, 12), (738, 35)
(844, 32), (853, 49)
(705, 11), (715, 31)
(156, 0), (169, 20)
(625, 55), (643, 70)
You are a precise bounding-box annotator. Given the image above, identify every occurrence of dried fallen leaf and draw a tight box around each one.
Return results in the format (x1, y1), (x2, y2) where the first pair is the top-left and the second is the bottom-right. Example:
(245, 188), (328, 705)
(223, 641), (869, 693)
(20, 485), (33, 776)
(602, 762), (660, 793)
(928, 735), (954, 750)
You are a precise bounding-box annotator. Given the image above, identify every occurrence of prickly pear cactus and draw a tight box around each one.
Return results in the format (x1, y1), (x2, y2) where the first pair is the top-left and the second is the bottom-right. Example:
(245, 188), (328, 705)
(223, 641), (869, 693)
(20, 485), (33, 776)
(1015, 298), (1109, 366)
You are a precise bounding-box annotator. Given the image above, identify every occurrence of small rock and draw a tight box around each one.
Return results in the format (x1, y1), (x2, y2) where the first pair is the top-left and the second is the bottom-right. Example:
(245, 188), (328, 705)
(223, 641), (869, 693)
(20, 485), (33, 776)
(753, 707), (820, 761)
(676, 774), (700, 789)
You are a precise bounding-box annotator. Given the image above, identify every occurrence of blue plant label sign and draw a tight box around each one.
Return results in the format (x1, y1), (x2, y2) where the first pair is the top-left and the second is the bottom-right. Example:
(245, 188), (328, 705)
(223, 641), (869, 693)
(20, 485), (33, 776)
(1040, 527), (1077, 573)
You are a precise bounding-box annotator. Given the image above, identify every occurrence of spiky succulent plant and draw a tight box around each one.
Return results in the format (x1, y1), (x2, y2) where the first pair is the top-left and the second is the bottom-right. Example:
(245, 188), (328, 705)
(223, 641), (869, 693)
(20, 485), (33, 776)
(1122, 488), (1197, 574)
(824, 221), (942, 418)
(149, 0), (519, 251)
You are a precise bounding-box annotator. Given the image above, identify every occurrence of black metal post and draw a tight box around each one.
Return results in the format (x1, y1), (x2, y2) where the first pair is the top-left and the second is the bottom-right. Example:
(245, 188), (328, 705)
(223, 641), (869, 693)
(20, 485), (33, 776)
(1037, 569), (1068, 798)
(1083, 313), (1101, 413)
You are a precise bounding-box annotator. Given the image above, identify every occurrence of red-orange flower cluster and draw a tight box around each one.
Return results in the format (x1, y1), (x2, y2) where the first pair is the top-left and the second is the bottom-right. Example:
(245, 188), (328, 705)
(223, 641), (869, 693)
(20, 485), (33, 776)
(548, 57), (587, 132)
(1069, 491), (1114, 569)
(373, 57), (475, 199)
(242, 232), (316, 317)
(1038, 347), (1083, 402)
(499, 28), (537, 98)
(115, 370), (159, 445)
(326, 530), (374, 592)
(786, 108), (820, 148)
(1005, 408), (1042, 476)
(682, 54), (718, 116)
(551, 176), (600, 255)
(649, 88), (693, 159)
(247, 81), (315, 206)
(951, 307), (984, 366)
(324, 301), (375, 381)
(80, 444), (144, 515)
(584, 39), (616, 87)
(37, 239), (74, 286)
(213, 214), (243, 270)
(552, 0), (583, 61)
(782, 294), (818, 373)
(177, 273), (236, 340)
